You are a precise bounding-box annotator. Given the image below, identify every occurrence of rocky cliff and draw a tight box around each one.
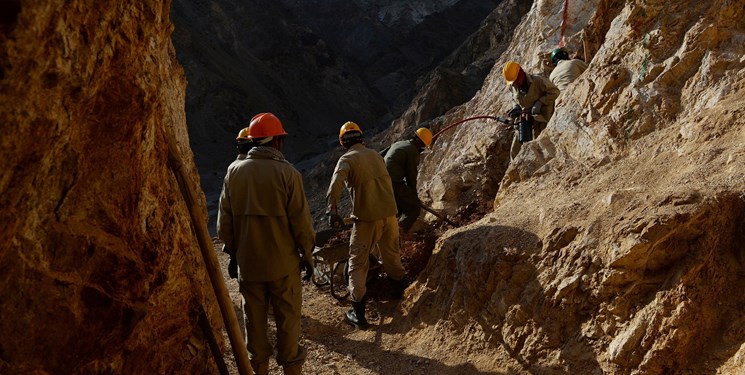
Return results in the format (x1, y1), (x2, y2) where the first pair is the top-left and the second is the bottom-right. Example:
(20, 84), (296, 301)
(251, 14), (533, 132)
(0, 1), (220, 373)
(399, 0), (745, 373)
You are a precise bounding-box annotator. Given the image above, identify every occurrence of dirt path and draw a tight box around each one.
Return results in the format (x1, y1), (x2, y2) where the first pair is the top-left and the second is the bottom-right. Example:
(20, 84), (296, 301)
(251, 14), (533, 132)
(212, 232), (493, 375)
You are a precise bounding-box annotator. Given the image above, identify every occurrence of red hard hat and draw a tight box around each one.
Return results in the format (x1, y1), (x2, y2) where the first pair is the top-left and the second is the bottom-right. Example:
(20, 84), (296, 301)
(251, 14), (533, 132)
(247, 113), (287, 139)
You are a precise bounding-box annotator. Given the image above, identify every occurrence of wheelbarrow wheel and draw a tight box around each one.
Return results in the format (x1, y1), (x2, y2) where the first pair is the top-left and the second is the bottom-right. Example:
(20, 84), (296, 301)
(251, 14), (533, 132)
(330, 261), (350, 300)
(311, 255), (330, 287)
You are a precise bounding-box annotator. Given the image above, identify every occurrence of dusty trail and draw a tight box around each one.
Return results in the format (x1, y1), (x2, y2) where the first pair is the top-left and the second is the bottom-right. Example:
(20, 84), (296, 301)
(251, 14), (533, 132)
(212, 232), (502, 375)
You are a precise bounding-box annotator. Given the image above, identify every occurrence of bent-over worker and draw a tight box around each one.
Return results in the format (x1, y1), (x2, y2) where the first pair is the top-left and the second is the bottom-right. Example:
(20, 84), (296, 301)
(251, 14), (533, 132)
(381, 128), (433, 234)
(502, 61), (560, 160)
(548, 48), (588, 91)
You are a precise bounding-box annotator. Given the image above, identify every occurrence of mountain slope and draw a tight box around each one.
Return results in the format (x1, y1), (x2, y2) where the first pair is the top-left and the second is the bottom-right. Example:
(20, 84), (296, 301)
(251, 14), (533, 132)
(397, 0), (745, 373)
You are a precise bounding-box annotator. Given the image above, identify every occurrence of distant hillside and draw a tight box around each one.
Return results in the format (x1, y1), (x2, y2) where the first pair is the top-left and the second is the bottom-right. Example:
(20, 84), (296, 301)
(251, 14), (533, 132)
(169, 0), (502, 226)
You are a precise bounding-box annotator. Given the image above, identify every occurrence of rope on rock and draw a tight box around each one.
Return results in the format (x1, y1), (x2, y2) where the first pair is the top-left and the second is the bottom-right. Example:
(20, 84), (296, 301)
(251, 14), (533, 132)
(559, 0), (569, 48)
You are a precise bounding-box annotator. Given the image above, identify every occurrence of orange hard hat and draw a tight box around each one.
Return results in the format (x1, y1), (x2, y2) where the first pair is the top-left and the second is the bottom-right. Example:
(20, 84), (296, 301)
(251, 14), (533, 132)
(247, 113), (287, 139)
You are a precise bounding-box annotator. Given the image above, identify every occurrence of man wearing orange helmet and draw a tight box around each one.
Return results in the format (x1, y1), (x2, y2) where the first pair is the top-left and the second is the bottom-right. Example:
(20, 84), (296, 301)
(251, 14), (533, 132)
(326, 122), (407, 328)
(502, 61), (560, 160)
(380, 128), (433, 233)
(217, 113), (315, 375)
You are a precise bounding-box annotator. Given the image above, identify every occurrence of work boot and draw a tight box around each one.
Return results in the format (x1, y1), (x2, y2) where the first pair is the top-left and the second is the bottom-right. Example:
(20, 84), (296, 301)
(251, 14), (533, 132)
(344, 299), (368, 328)
(250, 360), (269, 375)
(282, 362), (303, 375)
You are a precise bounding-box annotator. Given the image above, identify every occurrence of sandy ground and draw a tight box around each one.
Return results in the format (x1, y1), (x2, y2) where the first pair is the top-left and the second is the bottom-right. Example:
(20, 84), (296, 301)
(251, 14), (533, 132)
(212, 237), (448, 375)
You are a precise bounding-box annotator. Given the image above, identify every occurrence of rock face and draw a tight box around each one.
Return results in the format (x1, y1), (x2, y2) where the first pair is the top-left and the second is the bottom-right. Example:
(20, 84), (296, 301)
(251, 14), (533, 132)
(274, 0), (502, 108)
(0, 1), (219, 374)
(401, 0), (745, 373)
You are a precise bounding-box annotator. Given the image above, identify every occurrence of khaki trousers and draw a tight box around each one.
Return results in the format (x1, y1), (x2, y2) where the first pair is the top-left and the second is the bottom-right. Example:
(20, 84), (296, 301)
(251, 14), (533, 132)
(348, 216), (406, 301)
(240, 270), (306, 367)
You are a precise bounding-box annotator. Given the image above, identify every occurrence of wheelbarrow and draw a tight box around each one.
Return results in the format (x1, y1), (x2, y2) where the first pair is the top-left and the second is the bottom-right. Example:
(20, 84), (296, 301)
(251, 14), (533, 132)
(311, 241), (351, 299)
(311, 227), (384, 300)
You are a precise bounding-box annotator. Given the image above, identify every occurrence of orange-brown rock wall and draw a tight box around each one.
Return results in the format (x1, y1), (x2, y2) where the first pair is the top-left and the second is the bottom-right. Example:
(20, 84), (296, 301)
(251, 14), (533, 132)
(0, 1), (217, 373)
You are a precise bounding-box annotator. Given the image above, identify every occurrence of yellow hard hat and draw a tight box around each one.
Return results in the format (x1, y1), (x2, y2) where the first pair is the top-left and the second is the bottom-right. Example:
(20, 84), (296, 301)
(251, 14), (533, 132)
(502, 61), (521, 84)
(339, 121), (362, 145)
(236, 127), (250, 141)
(415, 128), (433, 148)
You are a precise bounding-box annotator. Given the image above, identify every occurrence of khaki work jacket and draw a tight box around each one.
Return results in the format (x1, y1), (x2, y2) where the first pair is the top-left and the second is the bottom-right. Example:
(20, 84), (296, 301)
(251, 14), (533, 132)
(510, 73), (560, 123)
(327, 143), (397, 222)
(217, 147), (315, 282)
(549, 59), (588, 91)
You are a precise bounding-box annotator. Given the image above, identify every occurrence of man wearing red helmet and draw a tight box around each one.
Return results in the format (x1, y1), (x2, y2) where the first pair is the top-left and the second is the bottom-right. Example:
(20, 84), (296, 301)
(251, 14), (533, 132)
(217, 112), (315, 375)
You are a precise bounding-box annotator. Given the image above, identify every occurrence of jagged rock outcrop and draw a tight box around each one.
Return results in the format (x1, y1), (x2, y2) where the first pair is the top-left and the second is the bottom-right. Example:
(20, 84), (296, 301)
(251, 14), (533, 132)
(379, 0), (532, 145)
(0, 1), (220, 373)
(402, 0), (745, 373)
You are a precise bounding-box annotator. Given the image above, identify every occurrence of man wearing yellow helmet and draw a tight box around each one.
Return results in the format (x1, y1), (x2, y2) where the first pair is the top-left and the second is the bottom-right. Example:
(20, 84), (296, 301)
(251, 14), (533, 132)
(502, 61), (560, 160)
(234, 127), (255, 156)
(326, 121), (407, 328)
(380, 128), (433, 234)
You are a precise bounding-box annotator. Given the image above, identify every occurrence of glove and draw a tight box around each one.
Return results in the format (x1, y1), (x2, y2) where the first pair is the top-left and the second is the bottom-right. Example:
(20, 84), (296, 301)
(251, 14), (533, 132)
(227, 254), (238, 279)
(300, 259), (314, 281)
(327, 212), (344, 228)
(531, 101), (543, 116)
(507, 105), (521, 119)
(520, 110), (534, 124)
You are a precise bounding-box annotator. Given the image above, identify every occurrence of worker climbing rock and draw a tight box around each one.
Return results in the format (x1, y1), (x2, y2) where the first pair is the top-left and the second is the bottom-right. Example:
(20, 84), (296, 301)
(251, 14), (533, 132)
(502, 61), (560, 160)
(380, 128), (432, 235)
(217, 113), (315, 375)
(548, 48), (588, 91)
(326, 121), (408, 328)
